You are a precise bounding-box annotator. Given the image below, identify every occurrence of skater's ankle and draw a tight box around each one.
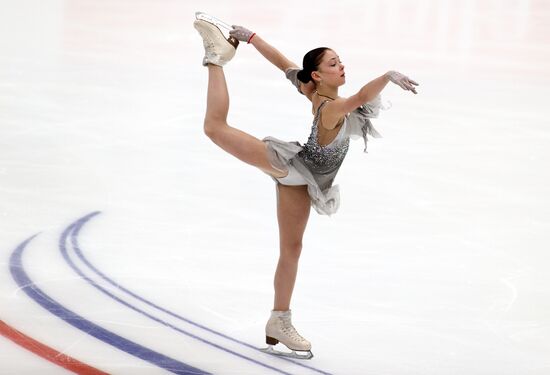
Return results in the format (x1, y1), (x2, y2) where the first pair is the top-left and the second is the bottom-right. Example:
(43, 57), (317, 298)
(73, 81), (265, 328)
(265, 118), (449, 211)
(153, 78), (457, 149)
(273, 307), (290, 312)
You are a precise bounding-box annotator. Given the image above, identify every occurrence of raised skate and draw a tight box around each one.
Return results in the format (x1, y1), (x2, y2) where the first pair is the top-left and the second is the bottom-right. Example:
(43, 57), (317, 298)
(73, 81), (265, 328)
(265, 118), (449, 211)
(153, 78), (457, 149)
(194, 11), (239, 66)
(195, 11), (233, 34)
(259, 310), (314, 360)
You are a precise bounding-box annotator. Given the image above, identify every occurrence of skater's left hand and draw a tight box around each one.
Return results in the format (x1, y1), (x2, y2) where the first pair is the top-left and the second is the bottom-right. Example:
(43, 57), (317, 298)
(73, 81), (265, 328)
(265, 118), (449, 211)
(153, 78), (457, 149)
(230, 25), (256, 43)
(385, 70), (419, 94)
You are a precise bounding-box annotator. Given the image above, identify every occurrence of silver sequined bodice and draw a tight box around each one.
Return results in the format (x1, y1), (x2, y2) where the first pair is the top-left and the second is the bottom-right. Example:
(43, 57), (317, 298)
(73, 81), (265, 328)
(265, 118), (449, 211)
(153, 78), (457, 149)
(298, 104), (350, 174)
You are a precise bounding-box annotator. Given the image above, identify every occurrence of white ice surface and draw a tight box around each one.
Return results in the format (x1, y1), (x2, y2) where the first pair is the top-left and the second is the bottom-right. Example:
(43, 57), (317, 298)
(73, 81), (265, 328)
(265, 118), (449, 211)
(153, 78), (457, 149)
(1, 0), (550, 374)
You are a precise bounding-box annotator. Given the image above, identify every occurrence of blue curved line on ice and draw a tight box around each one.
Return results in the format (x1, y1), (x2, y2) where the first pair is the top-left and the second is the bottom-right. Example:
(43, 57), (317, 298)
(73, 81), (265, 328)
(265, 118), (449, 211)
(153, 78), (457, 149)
(62, 212), (301, 375)
(9, 233), (209, 375)
(66, 212), (332, 375)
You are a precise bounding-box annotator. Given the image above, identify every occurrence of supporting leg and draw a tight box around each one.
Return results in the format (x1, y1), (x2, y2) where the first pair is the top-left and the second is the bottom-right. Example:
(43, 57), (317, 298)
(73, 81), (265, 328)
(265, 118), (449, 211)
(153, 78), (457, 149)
(273, 184), (311, 311)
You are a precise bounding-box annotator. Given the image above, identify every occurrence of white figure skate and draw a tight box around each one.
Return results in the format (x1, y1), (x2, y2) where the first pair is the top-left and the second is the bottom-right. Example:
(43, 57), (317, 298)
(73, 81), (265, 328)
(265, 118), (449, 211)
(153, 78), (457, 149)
(260, 310), (314, 360)
(193, 11), (239, 66)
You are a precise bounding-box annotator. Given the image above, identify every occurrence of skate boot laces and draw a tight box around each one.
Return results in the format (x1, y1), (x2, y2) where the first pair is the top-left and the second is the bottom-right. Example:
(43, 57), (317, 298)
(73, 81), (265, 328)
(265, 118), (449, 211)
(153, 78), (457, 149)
(280, 316), (308, 344)
(196, 28), (215, 51)
(193, 17), (238, 66)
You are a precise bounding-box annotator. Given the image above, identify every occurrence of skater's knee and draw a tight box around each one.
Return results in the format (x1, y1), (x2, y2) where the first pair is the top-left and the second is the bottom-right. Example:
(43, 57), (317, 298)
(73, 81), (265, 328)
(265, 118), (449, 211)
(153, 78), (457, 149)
(280, 242), (303, 260)
(203, 118), (218, 138)
(204, 124), (216, 139)
(203, 118), (226, 138)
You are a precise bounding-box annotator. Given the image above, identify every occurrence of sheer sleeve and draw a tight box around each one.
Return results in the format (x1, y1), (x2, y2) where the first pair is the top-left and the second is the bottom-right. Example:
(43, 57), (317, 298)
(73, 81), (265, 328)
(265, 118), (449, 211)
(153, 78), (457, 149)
(284, 68), (304, 95)
(344, 94), (392, 152)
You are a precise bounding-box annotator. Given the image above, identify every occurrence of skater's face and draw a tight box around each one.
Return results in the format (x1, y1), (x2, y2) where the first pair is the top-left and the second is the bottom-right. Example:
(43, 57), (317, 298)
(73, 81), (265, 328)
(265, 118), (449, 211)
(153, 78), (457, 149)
(312, 49), (346, 87)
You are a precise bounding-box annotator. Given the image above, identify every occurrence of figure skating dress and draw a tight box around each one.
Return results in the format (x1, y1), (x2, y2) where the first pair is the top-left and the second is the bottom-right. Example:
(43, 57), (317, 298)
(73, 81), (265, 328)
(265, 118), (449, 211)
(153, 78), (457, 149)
(261, 68), (388, 216)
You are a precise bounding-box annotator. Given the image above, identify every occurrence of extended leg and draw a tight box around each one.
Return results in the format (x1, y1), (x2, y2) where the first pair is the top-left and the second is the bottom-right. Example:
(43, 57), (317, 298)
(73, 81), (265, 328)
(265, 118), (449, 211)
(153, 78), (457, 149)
(203, 65), (287, 178)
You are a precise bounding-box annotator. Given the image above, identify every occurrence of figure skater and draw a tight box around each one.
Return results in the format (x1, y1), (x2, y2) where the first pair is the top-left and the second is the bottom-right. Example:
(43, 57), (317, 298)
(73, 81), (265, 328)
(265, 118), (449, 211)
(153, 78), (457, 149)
(193, 14), (418, 359)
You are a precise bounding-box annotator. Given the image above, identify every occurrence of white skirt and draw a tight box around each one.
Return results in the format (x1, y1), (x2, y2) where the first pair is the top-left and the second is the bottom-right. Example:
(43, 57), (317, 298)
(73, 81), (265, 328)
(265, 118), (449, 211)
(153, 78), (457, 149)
(261, 136), (340, 217)
(274, 161), (309, 186)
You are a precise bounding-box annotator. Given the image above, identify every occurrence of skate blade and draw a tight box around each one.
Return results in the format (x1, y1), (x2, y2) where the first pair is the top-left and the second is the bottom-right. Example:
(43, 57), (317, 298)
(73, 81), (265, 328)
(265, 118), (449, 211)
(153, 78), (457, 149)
(260, 345), (314, 360)
(195, 11), (233, 32)
(194, 11), (239, 49)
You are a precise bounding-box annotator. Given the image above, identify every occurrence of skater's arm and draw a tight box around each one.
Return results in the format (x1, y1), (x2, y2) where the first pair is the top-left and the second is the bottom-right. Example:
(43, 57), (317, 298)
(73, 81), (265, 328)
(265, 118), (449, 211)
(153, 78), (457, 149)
(249, 35), (297, 72)
(229, 26), (298, 71)
(328, 74), (391, 118)
(326, 71), (418, 120)
(283, 67), (316, 99)
(250, 35), (316, 99)
(228, 26), (317, 100)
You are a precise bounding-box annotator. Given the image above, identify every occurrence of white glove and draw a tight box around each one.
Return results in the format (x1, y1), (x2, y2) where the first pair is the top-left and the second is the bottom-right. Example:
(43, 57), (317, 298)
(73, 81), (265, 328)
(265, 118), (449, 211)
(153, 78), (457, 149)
(229, 25), (256, 43)
(385, 71), (419, 94)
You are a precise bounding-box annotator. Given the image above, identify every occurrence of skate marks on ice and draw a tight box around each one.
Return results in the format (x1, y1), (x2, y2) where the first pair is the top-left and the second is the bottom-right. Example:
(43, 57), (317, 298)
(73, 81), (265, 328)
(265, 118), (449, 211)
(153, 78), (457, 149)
(8, 232), (209, 375)
(5, 211), (333, 375)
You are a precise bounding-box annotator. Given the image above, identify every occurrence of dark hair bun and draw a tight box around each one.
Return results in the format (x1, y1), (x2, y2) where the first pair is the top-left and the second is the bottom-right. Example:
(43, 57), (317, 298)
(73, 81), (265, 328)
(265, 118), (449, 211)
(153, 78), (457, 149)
(296, 69), (312, 84)
(297, 47), (330, 85)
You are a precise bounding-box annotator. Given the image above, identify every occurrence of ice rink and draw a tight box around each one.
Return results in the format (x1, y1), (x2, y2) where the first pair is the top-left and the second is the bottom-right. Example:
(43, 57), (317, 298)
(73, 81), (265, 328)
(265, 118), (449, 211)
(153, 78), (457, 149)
(1, 0), (550, 374)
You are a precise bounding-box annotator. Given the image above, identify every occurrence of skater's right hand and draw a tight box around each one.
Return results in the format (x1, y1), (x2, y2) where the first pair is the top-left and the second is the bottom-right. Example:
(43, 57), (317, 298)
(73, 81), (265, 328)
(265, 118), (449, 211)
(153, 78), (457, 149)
(385, 71), (419, 94)
(229, 25), (256, 43)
